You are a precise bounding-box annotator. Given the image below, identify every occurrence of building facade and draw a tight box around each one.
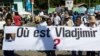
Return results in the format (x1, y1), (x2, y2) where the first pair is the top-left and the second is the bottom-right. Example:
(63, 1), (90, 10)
(13, 0), (24, 12)
(0, 0), (24, 12)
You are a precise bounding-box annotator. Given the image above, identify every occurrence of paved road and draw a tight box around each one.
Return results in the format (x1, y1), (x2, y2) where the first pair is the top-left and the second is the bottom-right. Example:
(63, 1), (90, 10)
(0, 50), (71, 56)
(0, 44), (71, 56)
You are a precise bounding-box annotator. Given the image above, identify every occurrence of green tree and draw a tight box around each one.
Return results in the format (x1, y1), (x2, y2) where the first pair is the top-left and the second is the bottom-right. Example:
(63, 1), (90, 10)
(34, 0), (48, 9)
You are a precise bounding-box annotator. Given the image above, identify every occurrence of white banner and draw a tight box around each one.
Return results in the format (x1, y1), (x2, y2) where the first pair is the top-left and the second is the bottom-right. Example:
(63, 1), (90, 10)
(2, 26), (100, 51)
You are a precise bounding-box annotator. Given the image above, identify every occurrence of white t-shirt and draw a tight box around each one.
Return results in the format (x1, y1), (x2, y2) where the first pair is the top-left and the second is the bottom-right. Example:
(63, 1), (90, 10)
(0, 21), (5, 29)
(79, 24), (86, 27)
(67, 19), (74, 27)
(74, 24), (86, 27)
(39, 11), (44, 16)
(81, 15), (88, 24)
(53, 16), (61, 25)
(39, 21), (47, 26)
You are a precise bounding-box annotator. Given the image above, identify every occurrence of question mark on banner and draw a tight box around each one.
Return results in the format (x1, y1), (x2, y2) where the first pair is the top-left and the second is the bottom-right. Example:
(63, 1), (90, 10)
(53, 39), (60, 49)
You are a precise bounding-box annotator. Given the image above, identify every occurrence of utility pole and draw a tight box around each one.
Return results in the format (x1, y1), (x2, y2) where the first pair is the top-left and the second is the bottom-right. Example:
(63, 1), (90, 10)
(31, 0), (34, 19)
(48, 0), (50, 8)
(89, 0), (90, 8)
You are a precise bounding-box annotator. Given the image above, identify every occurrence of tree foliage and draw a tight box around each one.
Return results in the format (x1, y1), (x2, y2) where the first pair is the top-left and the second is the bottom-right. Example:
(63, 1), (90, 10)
(22, 0), (100, 9)
(74, 0), (100, 6)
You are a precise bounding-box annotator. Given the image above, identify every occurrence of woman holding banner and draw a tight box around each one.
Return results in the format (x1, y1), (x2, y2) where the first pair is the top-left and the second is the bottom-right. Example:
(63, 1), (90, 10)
(3, 15), (15, 56)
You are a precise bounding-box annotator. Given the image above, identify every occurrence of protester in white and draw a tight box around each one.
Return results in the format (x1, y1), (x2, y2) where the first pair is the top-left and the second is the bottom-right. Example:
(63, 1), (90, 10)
(72, 16), (85, 56)
(53, 12), (61, 26)
(61, 12), (65, 21)
(0, 11), (3, 20)
(81, 14), (89, 25)
(39, 17), (47, 26)
(88, 16), (97, 27)
(39, 11), (44, 16)
(40, 21), (47, 26)
(86, 15), (97, 56)
(55, 5), (62, 13)
(96, 12), (100, 26)
(66, 17), (74, 27)
(63, 12), (70, 24)
(0, 21), (5, 30)
(3, 16), (15, 56)
(74, 16), (86, 27)
(50, 14), (54, 24)
(45, 18), (56, 56)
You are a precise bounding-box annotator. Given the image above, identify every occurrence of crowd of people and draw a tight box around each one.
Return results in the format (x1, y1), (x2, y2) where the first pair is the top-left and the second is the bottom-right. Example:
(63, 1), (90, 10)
(32, 6), (100, 56)
(0, 5), (100, 56)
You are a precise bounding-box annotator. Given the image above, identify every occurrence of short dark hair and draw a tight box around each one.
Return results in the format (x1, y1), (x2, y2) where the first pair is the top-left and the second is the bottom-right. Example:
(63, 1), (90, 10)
(15, 12), (19, 15)
(46, 18), (51, 22)
(5, 17), (13, 22)
(76, 16), (81, 20)
(6, 13), (12, 18)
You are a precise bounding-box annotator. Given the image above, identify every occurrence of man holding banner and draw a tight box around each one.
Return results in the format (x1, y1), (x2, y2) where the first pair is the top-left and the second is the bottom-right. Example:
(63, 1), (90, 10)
(45, 18), (56, 56)
(86, 15), (97, 56)
(72, 16), (83, 56)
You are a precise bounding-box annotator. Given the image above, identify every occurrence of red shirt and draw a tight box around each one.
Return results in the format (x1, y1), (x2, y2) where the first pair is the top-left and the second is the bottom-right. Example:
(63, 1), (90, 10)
(13, 15), (21, 26)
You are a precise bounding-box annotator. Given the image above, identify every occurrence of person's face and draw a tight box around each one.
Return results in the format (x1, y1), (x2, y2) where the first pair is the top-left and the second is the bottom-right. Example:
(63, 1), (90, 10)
(35, 21), (40, 24)
(89, 22), (95, 27)
(6, 19), (12, 26)
(47, 19), (52, 26)
(65, 13), (69, 18)
(75, 18), (82, 26)
(54, 14), (56, 17)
